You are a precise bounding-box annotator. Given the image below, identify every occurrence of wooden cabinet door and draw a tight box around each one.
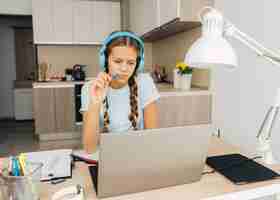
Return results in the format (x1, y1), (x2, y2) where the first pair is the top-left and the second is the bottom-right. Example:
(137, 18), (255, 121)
(142, 0), (159, 34)
(32, 0), (54, 43)
(52, 0), (73, 43)
(73, 0), (94, 43)
(93, 1), (121, 43)
(157, 94), (211, 128)
(129, 0), (144, 35)
(129, 0), (158, 36)
(33, 88), (56, 134)
(54, 87), (75, 132)
(159, 0), (179, 26)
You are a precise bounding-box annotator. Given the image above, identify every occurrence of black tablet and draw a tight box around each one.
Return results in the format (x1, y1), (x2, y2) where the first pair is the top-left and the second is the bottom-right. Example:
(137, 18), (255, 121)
(206, 154), (280, 185)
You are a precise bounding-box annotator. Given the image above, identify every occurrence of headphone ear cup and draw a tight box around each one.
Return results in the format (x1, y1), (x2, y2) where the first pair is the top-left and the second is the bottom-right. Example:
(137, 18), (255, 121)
(99, 51), (106, 71)
(137, 55), (144, 73)
(104, 54), (109, 73)
(139, 59), (144, 72)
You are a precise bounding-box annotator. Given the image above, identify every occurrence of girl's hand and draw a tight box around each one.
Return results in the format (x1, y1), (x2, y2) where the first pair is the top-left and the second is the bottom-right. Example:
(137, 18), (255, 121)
(90, 72), (112, 104)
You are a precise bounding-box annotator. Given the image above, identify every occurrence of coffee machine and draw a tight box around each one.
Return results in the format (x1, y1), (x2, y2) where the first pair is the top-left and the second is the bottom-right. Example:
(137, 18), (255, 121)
(72, 64), (86, 81)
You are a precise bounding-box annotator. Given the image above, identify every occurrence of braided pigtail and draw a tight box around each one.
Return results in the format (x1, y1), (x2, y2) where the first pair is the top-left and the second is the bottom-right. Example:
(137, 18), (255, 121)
(103, 98), (110, 133)
(128, 75), (139, 130)
(103, 63), (110, 133)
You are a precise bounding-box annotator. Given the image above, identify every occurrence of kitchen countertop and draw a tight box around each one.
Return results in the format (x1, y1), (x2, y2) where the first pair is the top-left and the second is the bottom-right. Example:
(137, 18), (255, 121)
(155, 83), (210, 96)
(33, 81), (210, 96)
(33, 81), (85, 88)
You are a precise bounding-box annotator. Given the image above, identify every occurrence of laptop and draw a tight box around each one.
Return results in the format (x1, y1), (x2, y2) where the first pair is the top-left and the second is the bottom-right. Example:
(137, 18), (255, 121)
(89, 124), (212, 198)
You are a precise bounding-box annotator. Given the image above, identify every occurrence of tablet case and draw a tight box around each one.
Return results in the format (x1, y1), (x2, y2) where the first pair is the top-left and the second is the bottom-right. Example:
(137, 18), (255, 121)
(206, 154), (280, 185)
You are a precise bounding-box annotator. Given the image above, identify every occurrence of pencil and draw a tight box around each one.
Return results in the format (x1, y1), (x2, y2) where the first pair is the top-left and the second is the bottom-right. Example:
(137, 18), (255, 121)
(18, 154), (26, 175)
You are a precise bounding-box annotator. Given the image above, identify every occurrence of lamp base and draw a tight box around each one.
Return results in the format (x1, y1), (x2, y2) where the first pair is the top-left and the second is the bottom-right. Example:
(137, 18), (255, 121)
(256, 138), (278, 165)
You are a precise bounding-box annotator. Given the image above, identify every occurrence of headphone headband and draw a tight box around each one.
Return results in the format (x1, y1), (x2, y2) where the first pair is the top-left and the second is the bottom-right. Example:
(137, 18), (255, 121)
(99, 31), (145, 73)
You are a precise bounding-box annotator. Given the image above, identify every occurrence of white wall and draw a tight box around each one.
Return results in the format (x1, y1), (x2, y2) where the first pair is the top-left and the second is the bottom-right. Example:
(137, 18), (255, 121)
(0, 0), (32, 15)
(212, 1), (280, 159)
(0, 17), (32, 119)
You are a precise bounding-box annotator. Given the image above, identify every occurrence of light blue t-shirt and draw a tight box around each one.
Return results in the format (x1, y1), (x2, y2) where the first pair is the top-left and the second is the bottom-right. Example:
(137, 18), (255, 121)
(80, 73), (160, 133)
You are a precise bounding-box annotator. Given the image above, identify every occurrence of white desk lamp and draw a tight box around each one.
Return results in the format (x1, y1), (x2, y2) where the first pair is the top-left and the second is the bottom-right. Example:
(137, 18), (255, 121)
(185, 7), (280, 164)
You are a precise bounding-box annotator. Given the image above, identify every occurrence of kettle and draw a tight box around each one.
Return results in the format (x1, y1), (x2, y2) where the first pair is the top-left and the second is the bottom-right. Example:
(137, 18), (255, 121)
(72, 64), (86, 81)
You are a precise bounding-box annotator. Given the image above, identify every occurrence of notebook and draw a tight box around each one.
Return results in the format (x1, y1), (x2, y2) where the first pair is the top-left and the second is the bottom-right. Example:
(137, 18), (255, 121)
(206, 154), (280, 185)
(24, 149), (72, 181)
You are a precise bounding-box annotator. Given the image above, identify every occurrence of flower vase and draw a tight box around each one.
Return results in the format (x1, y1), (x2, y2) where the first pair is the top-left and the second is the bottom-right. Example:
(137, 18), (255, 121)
(179, 74), (192, 90)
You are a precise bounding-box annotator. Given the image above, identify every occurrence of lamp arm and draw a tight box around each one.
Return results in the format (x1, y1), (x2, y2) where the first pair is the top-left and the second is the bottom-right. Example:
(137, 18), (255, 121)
(223, 21), (280, 67)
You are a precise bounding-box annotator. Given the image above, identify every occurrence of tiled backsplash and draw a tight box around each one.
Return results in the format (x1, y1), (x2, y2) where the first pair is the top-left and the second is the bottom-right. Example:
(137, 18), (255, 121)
(37, 29), (208, 88)
(37, 43), (153, 78)
(38, 45), (101, 78)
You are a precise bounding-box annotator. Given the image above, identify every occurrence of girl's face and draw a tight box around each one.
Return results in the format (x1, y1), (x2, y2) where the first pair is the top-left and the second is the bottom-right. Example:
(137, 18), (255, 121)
(108, 46), (138, 85)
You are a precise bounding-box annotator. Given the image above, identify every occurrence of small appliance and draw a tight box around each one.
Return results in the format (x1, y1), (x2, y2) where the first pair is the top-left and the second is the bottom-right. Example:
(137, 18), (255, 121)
(72, 64), (86, 81)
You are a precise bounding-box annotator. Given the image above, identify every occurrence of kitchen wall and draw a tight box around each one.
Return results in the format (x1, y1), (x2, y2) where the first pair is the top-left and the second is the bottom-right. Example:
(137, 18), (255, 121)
(0, 0), (32, 15)
(37, 43), (153, 78)
(0, 16), (32, 119)
(212, 0), (280, 159)
(152, 27), (209, 88)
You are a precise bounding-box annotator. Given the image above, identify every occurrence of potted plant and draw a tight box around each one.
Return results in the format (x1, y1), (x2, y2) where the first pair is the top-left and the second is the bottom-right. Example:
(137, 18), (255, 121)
(174, 62), (193, 90)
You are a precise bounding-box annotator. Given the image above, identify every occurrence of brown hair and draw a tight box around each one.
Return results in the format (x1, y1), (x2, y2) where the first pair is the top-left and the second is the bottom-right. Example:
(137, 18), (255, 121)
(103, 36), (140, 132)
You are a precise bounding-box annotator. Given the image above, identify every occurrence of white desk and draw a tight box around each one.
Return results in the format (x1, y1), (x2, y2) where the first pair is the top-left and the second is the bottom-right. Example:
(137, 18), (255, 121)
(38, 136), (280, 199)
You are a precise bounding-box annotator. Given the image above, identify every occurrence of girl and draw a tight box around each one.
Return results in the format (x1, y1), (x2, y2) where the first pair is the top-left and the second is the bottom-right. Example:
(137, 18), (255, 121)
(81, 31), (160, 153)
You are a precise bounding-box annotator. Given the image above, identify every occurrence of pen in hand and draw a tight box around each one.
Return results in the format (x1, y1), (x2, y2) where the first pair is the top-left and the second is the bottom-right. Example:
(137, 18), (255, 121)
(111, 71), (120, 80)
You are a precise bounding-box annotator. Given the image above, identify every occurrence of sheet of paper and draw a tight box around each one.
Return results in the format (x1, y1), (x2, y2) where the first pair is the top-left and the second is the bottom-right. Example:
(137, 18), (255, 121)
(24, 149), (72, 181)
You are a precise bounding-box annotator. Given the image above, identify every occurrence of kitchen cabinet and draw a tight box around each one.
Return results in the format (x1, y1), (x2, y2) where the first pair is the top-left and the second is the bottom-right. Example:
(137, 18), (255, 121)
(54, 87), (75, 132)
(32, 0), (54, 43)
(129, 0), (158, 36)
(32, 0), (120, 44)
(52, 0), (73, 43)
(33, 87), (75, 138)
(73, 1), (93, 43)
(32, 0), (73, 44)
(128, 0), (214, 41)
(92, 1), (121, 44)
(14, 88), (33, 120)
(73, 0), (120, 44)
(159, 0), (179, 26)
(33, 88), (56, 134)
(157, 92), (211, 128)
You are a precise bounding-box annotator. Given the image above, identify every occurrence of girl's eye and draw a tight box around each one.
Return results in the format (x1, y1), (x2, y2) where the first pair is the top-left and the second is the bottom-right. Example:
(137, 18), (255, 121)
(128, 61), (136, 66)
(114, 60), (122, 64)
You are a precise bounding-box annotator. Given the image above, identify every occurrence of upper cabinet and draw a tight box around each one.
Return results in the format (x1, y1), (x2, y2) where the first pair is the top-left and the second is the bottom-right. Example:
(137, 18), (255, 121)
(73, 1), (93, 44)
(32, 0), (121, 44)
(32, 0), (54, 43)
(129, 0), (158, 36)
(52, 0), (73, 43)
(129, 0), (214, 42)
(92, 1), (121, 44)
(159, 0), (179, 26)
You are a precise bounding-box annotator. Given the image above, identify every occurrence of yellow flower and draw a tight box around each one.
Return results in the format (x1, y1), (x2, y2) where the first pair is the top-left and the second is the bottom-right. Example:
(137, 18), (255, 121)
(176, 61), (193, 75)
(176, 62), (188, 70)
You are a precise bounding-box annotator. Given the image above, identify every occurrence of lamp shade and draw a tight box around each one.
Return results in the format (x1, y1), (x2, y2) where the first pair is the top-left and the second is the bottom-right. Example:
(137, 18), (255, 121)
(185, 36), (238, 69)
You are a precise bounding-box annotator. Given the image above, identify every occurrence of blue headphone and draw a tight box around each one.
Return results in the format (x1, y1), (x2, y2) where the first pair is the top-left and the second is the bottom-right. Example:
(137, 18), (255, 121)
(99, 31), (145, 73)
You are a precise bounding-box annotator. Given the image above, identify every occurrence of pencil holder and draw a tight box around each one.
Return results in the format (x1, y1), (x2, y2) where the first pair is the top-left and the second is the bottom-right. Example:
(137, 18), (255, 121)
(0, 161), (43, 200)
